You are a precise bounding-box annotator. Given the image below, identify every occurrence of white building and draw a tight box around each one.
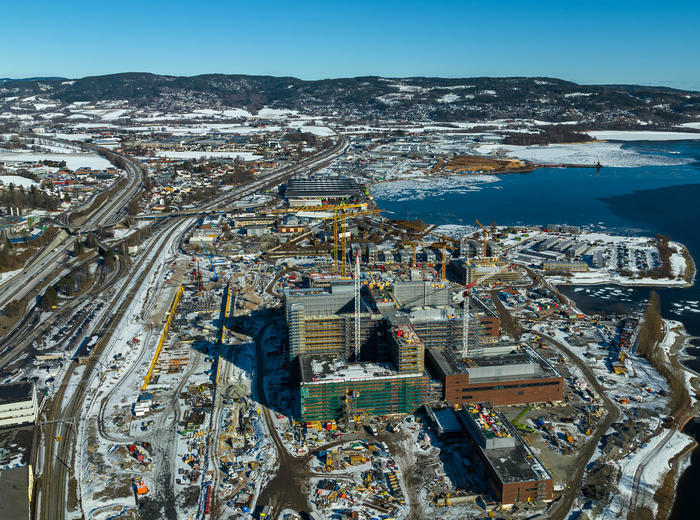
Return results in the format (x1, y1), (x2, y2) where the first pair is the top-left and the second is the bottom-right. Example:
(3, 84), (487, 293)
(0, 383), (37, 427)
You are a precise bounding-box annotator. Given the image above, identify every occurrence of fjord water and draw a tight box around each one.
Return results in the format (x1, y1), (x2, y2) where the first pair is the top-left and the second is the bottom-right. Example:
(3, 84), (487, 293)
(372, 140), (700, 517)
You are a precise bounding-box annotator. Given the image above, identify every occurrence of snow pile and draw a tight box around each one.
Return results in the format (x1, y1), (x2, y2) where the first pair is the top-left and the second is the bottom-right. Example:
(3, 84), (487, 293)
(0, 268), (22, 284)
(255, 107), (298, 119)
(294, 125), (335, 136)
(371, 175), (500, 202)
(437, 93), (460, 103)
(0, 151), (113, 170)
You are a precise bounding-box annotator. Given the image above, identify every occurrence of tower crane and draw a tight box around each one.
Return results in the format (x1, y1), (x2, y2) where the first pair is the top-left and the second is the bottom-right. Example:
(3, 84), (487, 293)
(427, 234), (459, 282)
(474, 219), (489, 258)
(402, 241), (419, 268)
(269, 202), (378, 276)
(200, 240), (219, 282)
(354, 251), (361, 361)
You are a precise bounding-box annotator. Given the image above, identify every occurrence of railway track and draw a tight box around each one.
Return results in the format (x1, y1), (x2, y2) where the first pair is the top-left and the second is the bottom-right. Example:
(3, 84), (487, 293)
(32, 137), (349, 518)
(36, 219), (188, 520)
(0, 245), (129, 375)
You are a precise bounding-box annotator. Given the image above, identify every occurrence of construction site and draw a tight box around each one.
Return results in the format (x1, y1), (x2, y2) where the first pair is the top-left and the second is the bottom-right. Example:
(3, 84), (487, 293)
(16, 168), (692, 520)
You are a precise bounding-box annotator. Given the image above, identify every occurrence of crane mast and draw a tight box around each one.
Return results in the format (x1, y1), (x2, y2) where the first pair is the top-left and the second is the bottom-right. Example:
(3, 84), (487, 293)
(201, 240), (219, 282)
(475, 219), (489, 258)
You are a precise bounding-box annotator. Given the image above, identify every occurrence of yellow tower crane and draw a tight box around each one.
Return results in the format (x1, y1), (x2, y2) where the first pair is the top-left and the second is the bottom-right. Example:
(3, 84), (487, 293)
(268, 202), (374, 275)
(474, 219), (489, 258)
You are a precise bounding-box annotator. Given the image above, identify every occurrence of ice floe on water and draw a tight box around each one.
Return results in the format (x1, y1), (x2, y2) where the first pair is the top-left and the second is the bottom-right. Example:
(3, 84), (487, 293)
(370, 174), (500, 202)
(577, 286), (636, 302)
(671, 300), (700, 316)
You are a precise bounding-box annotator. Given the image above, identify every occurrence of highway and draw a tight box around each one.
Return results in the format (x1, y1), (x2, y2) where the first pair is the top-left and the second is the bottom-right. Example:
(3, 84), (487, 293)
(32, 137), (348, 519)
(0, 147), (145, 310)
(2, 136), (345, 312)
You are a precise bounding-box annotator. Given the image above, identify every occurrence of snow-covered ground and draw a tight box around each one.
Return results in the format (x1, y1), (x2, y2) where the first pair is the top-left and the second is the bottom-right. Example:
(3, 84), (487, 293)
(0, 175), (38, 187)
(155, 150), (263, 161)
(589, 130), (700, 141)
(543, 235), (690, 287)
(600, 428), (694, 520)
(476, 141), (691, 167)
(0, 268), (23, 284)
(0, 151), (113, 170)
(530, 310), (698, 520)
(548, 269), (690, 288)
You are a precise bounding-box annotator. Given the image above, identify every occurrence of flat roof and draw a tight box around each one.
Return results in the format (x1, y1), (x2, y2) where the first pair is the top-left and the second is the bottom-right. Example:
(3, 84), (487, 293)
(459, 407), (552, 485)
(286, 178), (361, 198)
(426, 405), (463, 436)
(428, 346), (561, 383)
(0, 383), (32, 405)
(298, 355), (420, 385)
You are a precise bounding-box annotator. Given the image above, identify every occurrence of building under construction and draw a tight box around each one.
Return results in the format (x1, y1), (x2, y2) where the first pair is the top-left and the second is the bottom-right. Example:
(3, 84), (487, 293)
(286, 282), (388, 362)
(450, 258), (522, 285)
(286, 279), (502, 359)
(297, 355), (427, 421)
(286, 279), (509, 420)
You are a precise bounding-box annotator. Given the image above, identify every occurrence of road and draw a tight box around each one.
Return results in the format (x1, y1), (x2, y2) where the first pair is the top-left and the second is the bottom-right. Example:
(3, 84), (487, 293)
(532, 330), (621, 520)
(628, 427), (677, 512)
(36, 219), (188, 520)
(32, 138), (348, 519)
(0, 147), (145, 310)
(253, 319), (314, 518)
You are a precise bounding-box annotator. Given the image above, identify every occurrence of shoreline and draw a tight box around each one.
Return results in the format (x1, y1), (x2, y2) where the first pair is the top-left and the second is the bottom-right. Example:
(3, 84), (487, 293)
(551, 242), (696, 290)
(680, 243), (697, 287)
(552, 278), (692, 289)
(654, 320), (700, 520)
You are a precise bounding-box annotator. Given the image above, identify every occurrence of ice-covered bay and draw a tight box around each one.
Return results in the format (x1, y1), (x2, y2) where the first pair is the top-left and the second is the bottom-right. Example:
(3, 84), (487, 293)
(477, 141), (691, 168)
(370, 174), (500, 202)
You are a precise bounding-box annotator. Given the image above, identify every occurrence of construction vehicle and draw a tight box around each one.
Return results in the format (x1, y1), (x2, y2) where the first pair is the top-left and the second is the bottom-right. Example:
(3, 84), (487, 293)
(133, 477), (149, 495)
(200, 240), (219, 282)
(511, 404), (535, 433)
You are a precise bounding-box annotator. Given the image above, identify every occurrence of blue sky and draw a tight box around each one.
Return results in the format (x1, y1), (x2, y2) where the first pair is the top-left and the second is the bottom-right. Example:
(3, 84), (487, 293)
(1, 0), (699, 90)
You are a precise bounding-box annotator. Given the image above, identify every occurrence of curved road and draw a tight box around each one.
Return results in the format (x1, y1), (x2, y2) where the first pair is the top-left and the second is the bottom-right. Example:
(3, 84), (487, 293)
(531, 330), (621, 520)
(33, 137), (349, 519)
